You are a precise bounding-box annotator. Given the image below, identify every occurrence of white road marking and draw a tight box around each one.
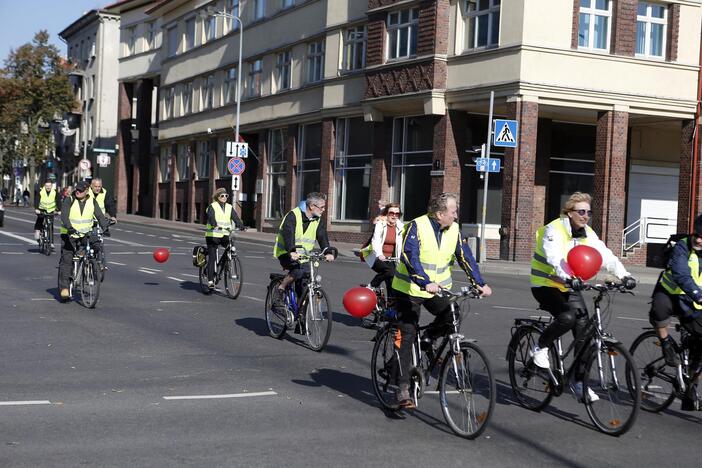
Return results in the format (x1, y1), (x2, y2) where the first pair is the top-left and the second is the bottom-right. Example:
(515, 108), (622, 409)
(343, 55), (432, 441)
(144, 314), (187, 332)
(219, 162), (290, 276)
(0, 242), (22, 245)
(1, 251), (23, 255)
(31, 298), (54, 301)
(493, 306), (536, 312)
(188, 241), (199, 245)
(109, 261), (126, 266)
(139, 267), (162, 272)
(617, 316), (648, 322)
(111, 252), (136, 255)
(245, 256), (265, 259)
(3, 215), (33, 224)
(182, 274), (199, 278)
(0, 400), (52, 406)
(0, 231), (36, 245)
(104, 237), (145, 247)
(135, 232), (144, 235)
(138, 269), (157, 275)
(242, 295), (264, 303)
(160, 300), (193, 303)
(167, 276), (184, 282)
(163, 391), (277, 401)
(159, 236), (170, 240)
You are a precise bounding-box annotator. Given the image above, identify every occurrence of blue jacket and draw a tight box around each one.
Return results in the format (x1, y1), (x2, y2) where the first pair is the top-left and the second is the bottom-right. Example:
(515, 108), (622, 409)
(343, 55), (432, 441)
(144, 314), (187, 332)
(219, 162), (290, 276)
(668, 238), (702, 306)
(401, 217), (485, 288)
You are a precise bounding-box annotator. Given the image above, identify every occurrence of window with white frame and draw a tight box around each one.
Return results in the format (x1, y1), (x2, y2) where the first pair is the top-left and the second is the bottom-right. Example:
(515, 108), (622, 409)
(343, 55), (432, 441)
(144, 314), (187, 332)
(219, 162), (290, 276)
(145, 21), (156, 50)
(223, 67), (238, 104)
(164, 87), (175, 119)
(167, 25), (179, 56)
(203, 74), (215, 109)
(253, 0), (266, 20)
(387, 8), (419, 60)
(578, 0), (612, 51)
(636, 2), (667, 58)
(203, 14), (216, 43)
(463, 0), (500, 50)
(267, 128), (288, 218)
(247, 59), (262, 97)
(184, 17), (196, 51)
(275, 50), (292, 91)
(159, 146), (171, 182)
(282, 0), (295, 9)
(224, 0), (240, 33)
(306, 40), (324, 83)
(182, 81), (193, 115)
(334, 117), (373, 220)
(297, 123), (322, 199)
(196, 140), (211, 179)
(391, 116), (433, 220)
(176, 143), (190, 181)
(342, 25), (366, 71)
(126, 26), (137, 56)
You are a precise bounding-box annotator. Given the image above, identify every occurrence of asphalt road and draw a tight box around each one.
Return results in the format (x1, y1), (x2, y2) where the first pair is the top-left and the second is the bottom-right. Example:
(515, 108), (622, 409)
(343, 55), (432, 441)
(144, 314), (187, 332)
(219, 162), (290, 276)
(0, 207), (699, 467)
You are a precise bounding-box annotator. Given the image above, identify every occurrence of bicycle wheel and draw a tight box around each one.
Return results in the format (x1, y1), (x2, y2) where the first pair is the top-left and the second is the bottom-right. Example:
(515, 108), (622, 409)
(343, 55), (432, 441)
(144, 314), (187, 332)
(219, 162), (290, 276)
(223, 255), (243, 299)
(198, 265), (211, 294)
(507, 326), (554, 411)
(264, 279), (288, 339)
(302, 287), (332, 352)
(97, 249), (106, 282)
(371, 326), (401, 411)
(583, 341), (640, 436)
(628, 330), (676, 412)
(440, 341), (495, 439)
(80, 259), (101, 309)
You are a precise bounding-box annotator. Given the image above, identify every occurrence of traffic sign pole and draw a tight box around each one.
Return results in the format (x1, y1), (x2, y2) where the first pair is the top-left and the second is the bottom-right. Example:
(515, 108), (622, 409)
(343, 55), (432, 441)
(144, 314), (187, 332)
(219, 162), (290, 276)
(480, 91), (494, 264)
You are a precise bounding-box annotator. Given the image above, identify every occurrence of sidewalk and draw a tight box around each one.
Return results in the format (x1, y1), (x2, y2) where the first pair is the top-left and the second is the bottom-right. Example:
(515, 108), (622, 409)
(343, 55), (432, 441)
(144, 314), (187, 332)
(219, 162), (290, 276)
(115, 213), (663, 285)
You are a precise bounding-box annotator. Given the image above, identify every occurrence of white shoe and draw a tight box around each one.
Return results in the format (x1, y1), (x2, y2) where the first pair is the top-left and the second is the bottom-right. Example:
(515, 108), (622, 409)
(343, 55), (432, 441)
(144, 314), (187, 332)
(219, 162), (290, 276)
(207, 280), (215, 289)
(529, 346), (550, 369)
(571, 381), (600, 403)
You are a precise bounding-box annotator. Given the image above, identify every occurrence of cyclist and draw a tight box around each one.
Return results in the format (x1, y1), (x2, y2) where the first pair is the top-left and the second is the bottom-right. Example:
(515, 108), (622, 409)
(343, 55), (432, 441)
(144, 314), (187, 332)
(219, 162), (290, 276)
(205, 188), (246, 289)
(271, 192), (337, 313)
(649, 215), (702, 377)
(34, 180), (60, 248)
(392, 192), (492, 408)
(530, 192), (636, 401)
(58, 181), (109, 301)
(87, 178), (116, 222)
(360, 202), (404, 293)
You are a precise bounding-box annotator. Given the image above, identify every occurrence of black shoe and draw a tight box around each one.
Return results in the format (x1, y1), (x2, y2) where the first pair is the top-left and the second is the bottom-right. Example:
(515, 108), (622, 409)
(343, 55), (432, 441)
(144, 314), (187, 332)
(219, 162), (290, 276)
(661, 338), (681, 367)
(680, 396), (699, 411)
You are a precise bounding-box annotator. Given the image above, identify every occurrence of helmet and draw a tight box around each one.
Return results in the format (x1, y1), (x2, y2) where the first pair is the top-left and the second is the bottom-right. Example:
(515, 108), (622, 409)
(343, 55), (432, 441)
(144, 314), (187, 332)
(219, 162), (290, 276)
(694, 214), (702, 237)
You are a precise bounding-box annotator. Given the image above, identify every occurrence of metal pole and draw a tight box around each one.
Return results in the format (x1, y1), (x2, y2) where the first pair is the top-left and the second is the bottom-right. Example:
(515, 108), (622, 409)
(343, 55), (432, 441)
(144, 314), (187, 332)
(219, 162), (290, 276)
(480, 91), (495, 264)
(232, 16), (243, 194)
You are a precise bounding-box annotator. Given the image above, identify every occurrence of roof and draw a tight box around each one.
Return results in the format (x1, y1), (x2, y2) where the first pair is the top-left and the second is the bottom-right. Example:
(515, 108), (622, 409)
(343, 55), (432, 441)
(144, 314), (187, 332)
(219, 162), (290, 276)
(103, 0), (157, 14)
(59, 9), (120, 40)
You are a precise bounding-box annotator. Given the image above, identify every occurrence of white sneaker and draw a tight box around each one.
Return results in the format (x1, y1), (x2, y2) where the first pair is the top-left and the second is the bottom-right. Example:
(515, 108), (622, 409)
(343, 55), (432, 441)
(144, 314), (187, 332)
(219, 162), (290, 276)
(529, 346), (550, 369)
(571, 381), (600, 403)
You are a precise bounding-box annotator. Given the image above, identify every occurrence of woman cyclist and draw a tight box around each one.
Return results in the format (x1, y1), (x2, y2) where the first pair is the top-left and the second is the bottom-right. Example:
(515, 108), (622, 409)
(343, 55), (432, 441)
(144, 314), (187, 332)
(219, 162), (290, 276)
(361, 202), (403, 294)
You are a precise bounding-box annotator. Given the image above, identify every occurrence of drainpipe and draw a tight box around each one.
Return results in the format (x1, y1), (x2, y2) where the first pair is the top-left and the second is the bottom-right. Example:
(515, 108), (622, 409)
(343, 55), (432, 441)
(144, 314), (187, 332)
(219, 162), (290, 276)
(690, 22), (702, 231)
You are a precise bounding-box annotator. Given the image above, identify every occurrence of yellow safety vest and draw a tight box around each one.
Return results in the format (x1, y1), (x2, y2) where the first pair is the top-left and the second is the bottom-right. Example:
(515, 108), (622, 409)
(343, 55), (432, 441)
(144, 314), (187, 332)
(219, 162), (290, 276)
(38, 188), (57, 213)
(659, 238), (702, 310)
(60, 198), (95, 238)
(205, 202), (233, 238)
(273, 207), (319, 262)
(88, 189), (107, 213)
(530, 218), (594, 292)
(392, 215), (459, 299)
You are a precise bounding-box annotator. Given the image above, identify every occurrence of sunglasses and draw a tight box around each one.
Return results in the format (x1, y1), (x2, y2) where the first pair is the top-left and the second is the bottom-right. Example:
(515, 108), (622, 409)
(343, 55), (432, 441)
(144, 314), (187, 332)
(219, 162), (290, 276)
(219, 194), (228, 198)
(387, 211), (402, 217)
(572, 209), (593, 217)
(311, 204), (326, 211)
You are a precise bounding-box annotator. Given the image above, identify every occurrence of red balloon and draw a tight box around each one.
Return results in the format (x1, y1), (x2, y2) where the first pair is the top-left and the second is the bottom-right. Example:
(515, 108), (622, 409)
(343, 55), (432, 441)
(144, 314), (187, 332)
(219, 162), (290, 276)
(343, 287), (377, 318)
(153, 248), (170, 263)
(567, 245), (602, 281)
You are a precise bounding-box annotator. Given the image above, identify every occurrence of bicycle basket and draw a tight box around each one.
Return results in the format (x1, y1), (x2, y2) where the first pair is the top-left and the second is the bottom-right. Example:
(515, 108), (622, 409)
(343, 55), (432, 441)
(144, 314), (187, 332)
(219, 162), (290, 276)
(192, 245), (207, 267)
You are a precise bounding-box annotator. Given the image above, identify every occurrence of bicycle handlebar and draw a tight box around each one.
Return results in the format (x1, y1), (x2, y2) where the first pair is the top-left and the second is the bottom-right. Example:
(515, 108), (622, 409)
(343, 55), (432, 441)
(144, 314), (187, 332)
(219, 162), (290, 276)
(435, 286), (481, 300)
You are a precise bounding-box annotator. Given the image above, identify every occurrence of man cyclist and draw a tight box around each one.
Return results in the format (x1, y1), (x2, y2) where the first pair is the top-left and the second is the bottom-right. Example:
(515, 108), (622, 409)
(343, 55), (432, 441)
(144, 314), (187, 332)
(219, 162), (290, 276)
(87, 178), (116, 222)
(205, 188), (246, 289)
(34, 180), (60, 248)
(271, 192), (337, 314)
(530, 192), (636, 402)
(58, 181), (109, 301)
(392, 192), (492, 408)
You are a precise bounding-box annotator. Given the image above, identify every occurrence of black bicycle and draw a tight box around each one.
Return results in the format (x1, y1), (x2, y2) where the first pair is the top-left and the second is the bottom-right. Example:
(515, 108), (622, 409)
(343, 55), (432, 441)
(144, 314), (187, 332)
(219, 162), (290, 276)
(506, 281), (641, 436)
(361, 257), (400, 329)
(91, 219), (115, 282)
(371, 287), (495, 439)
(629, 323), (702, 412)
(62, 237), (101, 308)
(197, 230), (243, 299)
(38, 210), (55, 256)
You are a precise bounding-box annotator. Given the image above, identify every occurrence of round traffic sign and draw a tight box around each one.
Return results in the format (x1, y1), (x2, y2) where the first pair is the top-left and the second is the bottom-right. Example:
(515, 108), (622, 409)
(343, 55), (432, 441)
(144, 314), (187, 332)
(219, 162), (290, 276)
(79, 159), (92, 170)
(227, 157), (245, 176)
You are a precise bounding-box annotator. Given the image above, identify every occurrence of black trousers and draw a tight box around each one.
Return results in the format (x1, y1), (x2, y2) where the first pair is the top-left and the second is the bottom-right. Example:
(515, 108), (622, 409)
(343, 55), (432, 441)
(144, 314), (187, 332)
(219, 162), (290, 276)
(532, 286), (589, 350)
(58, 234), (88, 289)
(650, 286), (702, 335)
(370, 258), (396, 291)
(395, 291), (452, 386)
(278, 253), (311, 298)
(206, 236), (229, 281)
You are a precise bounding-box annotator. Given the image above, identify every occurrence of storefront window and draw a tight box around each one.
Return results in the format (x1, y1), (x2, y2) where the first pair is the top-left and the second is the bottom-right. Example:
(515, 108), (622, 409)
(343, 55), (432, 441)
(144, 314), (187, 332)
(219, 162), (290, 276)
(159, 146), (171, 182)
(196, 141), (210, 179)
(267, 128), (288, 218)
(391, 116), (432, 220)
(176, 143), (190, 181)
(334, 117), (372, 220)
(297, 123), (322, 199)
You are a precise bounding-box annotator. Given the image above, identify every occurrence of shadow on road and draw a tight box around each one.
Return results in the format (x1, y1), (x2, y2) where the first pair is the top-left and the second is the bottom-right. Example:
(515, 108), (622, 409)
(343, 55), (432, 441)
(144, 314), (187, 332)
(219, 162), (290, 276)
(144, 282), (160, 286)
(235, 317), (270, 337)
(332, 311), (365, 328)
(296, 368), (378, 408)
(179, 280), (203, 292)
(45, 287), (61, 301)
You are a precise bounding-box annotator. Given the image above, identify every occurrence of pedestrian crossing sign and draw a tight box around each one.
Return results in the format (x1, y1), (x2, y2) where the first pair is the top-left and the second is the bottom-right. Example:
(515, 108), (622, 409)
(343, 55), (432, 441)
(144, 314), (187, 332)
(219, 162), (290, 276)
(493, 119), (518, 148)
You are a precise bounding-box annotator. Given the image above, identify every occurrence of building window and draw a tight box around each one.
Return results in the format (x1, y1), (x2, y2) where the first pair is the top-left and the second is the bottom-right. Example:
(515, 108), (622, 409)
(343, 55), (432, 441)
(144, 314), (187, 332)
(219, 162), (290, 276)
(342, 25), (366, 71)
(203, 75), (215, 109)
(297, 123), (322, 199)
(334, 117), (373, 220)
(145, 21), (156, 50)
(164, 87), (175, 119)
(177, 143), (190, 181)
(247, 59), (262, 97)
(203, 14), (217, 43)
(182, 81), (193, 115)
(578, 0), (612, 51)
(282, 0), (295, 9)
(223, 67), (238, 104)
(126, 26), (137, 56)
(636, 2), (666, 58)
(159, 147), (171, 182)
(387, 8), (419, 60)
(254, 0), (266, 20)
(275, 50), (292, 91)
(185, 17), (196, 51)
(196, 140), (211, 179)
(391, 116), (433, 220)
(224, 0), (240, 33)
(306, 40), (324, 83)
(463, 0), (500, 50)
(167, 25), (179, 56)
(267, 128), (288, 218)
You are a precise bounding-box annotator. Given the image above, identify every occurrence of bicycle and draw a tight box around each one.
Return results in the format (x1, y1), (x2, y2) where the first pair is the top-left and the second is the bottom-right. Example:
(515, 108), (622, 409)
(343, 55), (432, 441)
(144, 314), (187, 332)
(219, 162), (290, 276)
(506, 281), (641, 436)
(361, 257), (400, 329)
(629, 322), (702, 412)
(265, 248), (333, 352)
(63, 237), (101, 308)
(197, 229), (243, 299)
(38, 210), (55, 256)
(371, 287), (495, 439)
(91, 219), (116, 282)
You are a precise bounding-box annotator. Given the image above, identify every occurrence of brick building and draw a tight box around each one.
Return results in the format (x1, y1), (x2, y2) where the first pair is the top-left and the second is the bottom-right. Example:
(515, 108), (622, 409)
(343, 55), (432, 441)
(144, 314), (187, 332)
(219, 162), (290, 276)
(96, 0), (702, 265)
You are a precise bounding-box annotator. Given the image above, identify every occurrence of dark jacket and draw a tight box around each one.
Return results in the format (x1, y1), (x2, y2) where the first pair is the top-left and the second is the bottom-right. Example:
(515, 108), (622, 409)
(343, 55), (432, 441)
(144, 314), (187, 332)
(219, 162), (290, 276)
(280, 209), (329, 253)
(665, 238), (702, 308)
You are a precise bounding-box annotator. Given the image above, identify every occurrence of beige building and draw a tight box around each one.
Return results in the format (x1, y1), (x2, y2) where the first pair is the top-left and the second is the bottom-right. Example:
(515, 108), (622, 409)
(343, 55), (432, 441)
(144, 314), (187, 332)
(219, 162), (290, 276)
(101, 0), (702, 266)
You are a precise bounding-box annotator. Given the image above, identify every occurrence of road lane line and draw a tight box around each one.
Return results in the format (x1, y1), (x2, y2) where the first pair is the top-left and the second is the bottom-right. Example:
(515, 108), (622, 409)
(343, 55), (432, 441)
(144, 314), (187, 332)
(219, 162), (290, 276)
(139, 267), (162, 272)
(617, 316), (648, 322)
(244, 256), (265, 259)
(31, 298), (54, 301)
(167, 276), (184, 282)
(109, 261), (126, 266)
(1, 252), (23, 255)
(138, 269), (157, 275)
(160, 300), (193, 303)
(104, 237), (145, 247)
(492, 306), (536, 312)
(111, 252), (136, 255)
(3, 215), (34, 224)
(182, 274), (199, 278)
(163, 391), (277, 400)
(0, 400), (52, 406)
(0, 231), (36, 245)
(242, 295), (264, 303)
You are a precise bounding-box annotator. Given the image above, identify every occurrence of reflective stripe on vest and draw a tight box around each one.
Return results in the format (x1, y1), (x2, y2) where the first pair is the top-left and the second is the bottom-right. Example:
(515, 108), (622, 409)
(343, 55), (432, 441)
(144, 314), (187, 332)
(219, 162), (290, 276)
(205, 202), (233, 238)
(530, 218), (593, 292)
(392, 215), (458, 299)
(659, 239), (702, 310)
(38, 188), (57, 213)
(60, 199), (95, 238)
(272, 207), (319, 262)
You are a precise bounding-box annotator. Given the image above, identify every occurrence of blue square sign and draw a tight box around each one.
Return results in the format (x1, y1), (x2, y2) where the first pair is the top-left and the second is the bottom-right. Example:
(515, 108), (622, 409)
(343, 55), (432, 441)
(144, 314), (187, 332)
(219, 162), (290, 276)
(493, 119), (518, 148)
(475, 158), (501, 173)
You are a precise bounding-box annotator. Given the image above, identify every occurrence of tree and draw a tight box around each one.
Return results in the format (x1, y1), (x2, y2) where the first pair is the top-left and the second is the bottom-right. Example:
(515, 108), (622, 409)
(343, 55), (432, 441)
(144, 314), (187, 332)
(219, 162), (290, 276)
(0, 30), (76, 202)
